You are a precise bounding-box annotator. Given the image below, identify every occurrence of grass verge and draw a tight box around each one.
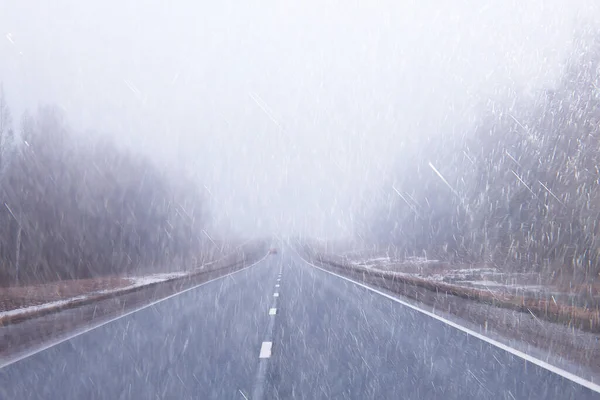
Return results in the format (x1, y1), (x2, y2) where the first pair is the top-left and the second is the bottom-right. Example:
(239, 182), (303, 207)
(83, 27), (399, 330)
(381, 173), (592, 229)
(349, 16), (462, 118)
(312, 253), (600, 334)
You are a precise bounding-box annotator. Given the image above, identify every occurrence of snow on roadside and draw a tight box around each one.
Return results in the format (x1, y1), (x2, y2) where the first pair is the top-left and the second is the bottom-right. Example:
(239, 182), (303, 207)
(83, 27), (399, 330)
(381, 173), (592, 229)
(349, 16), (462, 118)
(126, 272), (189, 287)
(464, 280), (542, 289)
(357, 260), (545, 294)
(404, 256), (440, 264)
(369, 257), (392, 262)
(350, 261), (376, 269)
(0, 295), (92, 319)
(450, 267), (499, 275)
(0, 271), (192, 321)
(349, 256), (394, 269)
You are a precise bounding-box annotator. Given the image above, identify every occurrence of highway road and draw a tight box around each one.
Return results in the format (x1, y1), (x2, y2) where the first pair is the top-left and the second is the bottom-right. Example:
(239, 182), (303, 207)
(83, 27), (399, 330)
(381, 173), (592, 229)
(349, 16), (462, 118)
(1, 247), (599, 399)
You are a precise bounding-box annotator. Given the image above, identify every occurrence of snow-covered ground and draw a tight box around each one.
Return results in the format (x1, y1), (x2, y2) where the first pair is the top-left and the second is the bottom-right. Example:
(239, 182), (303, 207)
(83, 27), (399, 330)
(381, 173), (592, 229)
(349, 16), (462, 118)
(345, 255), (549, 295)
(0, 295), (92, 320)
(0, 271), (193, 322)
(335, 253), (600, 309)
(126, 272), (189, 287)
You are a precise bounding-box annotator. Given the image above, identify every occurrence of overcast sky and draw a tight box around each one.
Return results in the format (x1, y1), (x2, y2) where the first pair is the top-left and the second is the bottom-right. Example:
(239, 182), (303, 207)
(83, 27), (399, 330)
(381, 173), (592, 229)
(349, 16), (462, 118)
(1, 0), (599, 238)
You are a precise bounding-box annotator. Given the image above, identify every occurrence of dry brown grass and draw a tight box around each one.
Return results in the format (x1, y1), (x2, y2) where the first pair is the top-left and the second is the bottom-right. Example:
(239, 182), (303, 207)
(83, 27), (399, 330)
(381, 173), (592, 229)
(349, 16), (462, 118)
(0, 277), (132, 311)
(0, 245), (263, 327)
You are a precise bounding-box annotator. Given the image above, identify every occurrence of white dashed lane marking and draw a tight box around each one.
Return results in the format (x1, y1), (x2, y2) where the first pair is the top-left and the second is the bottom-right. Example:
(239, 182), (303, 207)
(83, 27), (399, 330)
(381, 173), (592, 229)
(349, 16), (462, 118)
(259, 342), (272, 359)
(252, 264), (284, 399)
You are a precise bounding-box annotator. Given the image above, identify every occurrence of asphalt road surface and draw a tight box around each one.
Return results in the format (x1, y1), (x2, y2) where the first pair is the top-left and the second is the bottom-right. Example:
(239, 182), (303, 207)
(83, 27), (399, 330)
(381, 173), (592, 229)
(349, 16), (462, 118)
(1, 248), (599, 399)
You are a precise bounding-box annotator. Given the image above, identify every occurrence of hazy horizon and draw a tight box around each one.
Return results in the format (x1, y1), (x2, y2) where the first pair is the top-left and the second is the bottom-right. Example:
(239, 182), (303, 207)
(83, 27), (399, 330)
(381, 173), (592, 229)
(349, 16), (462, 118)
(2, 0), (599, 238)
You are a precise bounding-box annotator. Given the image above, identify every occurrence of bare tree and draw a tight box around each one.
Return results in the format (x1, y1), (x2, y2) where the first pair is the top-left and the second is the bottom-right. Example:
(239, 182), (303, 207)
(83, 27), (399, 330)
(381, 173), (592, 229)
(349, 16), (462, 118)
(361, 31), (600, 283)
(0, 104), (208, 285)
(0, 84), (14, 174)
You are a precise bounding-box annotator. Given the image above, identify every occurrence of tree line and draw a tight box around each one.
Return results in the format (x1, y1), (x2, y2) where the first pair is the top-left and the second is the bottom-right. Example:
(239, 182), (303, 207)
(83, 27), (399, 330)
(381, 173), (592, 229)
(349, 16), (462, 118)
(362, 32), (600, 283)
(0, 89), (208, 286)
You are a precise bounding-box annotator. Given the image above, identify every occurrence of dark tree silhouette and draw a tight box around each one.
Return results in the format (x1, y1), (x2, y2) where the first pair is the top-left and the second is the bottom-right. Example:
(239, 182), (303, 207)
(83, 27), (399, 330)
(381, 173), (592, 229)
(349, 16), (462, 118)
(0, 101), (207, 286)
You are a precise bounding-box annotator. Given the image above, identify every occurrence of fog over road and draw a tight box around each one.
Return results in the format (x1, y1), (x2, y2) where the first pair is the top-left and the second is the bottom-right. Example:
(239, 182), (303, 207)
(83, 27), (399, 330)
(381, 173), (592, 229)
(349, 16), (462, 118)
(1, 2), (600, 399)
(3, 1), (599, 238)
(1, 248), (598, 399)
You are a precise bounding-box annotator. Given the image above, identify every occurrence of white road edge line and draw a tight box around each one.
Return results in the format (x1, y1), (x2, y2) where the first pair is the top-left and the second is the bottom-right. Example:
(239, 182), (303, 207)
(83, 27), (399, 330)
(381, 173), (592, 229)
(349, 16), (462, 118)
(259, 341), (272, 358)
(273, 293), (279, 297)
(269, 308), (277, 316)
(303, 258), (600, 393)
(0, 253), (271, 370)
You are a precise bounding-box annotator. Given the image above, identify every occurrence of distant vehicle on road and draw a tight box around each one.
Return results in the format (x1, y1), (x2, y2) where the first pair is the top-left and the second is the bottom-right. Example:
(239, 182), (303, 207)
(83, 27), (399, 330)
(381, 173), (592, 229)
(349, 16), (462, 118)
(269, 248), (278, 255)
